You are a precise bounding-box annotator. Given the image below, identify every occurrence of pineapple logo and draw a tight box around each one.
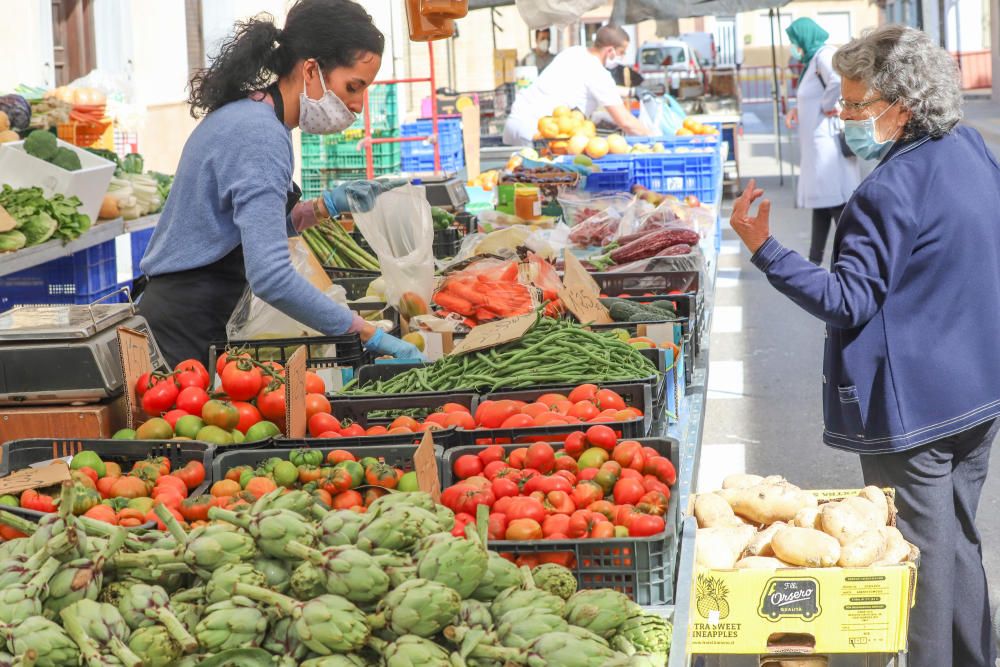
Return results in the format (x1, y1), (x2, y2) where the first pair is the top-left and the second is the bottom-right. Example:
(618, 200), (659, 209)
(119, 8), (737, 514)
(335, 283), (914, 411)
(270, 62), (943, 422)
(695, 574), (730, 620)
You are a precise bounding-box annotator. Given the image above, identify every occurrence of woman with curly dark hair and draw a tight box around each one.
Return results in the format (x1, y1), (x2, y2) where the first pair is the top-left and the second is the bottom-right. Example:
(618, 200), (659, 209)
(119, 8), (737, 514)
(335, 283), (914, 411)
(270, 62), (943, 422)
(137, 0), (421, 367)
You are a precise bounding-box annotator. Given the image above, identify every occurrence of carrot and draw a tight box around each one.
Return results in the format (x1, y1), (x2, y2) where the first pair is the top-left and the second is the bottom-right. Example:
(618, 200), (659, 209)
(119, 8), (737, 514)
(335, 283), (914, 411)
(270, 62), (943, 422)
(447, 280), (489, 306)
(433, 291), (475, 316)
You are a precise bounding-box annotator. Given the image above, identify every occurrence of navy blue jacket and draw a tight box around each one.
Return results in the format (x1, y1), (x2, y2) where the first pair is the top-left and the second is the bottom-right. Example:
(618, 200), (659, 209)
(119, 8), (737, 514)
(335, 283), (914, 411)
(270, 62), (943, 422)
(752, 125), (1000, 453)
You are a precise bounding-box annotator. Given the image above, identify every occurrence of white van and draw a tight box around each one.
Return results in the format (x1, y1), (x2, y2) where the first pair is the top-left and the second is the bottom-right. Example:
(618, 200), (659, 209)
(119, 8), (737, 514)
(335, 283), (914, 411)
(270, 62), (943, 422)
(637, 39), (703, 92)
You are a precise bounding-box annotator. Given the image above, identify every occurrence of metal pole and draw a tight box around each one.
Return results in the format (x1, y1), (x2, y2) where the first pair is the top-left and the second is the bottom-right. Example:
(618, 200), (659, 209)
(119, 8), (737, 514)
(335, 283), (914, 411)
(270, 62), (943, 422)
(768, 8), (784, 186)
(429, 42), (441, 173)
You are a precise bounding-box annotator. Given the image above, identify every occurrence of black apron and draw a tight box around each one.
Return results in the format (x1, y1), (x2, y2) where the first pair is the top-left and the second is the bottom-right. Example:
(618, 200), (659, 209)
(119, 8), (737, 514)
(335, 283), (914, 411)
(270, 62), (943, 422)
(137, 86), (301, 368)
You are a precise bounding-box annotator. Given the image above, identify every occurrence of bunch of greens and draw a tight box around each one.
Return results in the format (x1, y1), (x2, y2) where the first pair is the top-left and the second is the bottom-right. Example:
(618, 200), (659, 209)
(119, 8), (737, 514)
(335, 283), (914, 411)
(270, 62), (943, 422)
(0, 184), (91, 251)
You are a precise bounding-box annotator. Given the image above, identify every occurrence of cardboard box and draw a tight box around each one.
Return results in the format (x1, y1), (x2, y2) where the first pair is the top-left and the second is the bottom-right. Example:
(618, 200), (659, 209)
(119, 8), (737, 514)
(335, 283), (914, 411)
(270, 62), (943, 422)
(0, 403), (115, 444)
(687, 489), (917, 655)
(494, 49), (518, 87)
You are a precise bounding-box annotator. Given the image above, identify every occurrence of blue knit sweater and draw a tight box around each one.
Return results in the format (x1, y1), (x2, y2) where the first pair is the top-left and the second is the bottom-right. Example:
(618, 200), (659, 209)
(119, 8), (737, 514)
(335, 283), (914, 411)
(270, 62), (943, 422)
(140, 98), (357, 335)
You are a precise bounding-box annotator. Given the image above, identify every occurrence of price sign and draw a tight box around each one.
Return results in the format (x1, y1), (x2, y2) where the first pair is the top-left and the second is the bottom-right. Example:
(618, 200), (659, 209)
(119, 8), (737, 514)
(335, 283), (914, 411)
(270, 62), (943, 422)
(559, 250), (612, 324)
(413, 430), (441, 502)
(449, 313), (536, 356)
(117, 327), (153, 428)
(0, 460), (71, 496)
(284, 346), (308, 438)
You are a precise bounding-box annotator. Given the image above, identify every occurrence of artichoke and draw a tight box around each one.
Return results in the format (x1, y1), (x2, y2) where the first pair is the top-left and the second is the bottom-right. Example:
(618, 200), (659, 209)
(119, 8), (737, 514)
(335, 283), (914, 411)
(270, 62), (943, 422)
(44, 528), (126, 616)
(262, 615), (309, 662)
(496, 609), (570, 648)
(317, 509), (365, 547)
(563, 589), (640, 639)
(251, 488), (315, 517)
(208, 507), (318, 559)
(365, 491), (440, 517)
(415, 530), (488, 598)
(458, 599), (494, 631)
(60, 599), (143, 667)
(605, 653), (667, 667)
(617, 612), (672, 657)
(205, 563), (267, 604)
(520, 631), (624, 667)
(490, 568), (565, 620)
(117, 583), (198, 653)
(285, 541), (390, 605)
(253, 555), (292, 593)
(194, 596), (268, 653)
(127, 625), (184, 667)
(531, 563), (578, 600)
(355, 505), (444, 554)
(369, 578), (461, 638)
(111, 522), (255, 575)
(0, 556), (60, 625)
(385, 564), (417, 589)
(233, 583), (371, 655)
(5, 615), (80, 667)
(290, 561), (327, 600)
(368, 634), (457, 667)
(471, 552), (522, 600)
(300, 655), (367, 667)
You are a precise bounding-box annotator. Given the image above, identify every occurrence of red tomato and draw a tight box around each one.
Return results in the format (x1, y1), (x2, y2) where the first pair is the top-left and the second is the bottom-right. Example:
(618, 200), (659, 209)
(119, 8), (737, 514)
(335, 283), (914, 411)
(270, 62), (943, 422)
(524, 442), (556, 474)
(141, 380), (179, 417)
(444, 483), (496, 516)
(493, 496), (513, 515)
(567, 383), (599, 404)
(326, 450), (356, 464)
(175, 359), (210, 385)
(504, 496), (546, 523)
(533, 412), (569, 427)
(644, 456), (677, 485)
(76, 466), (99, 484)
(587, 499), (616, 521)
(577, 468), (599, 482)
(536, 393), (568, 408)
(388, 416), (420, 432)
(612, 440), (642, 468)
(478, 445), (506, 465)
(256, 386), (286, 423)
(483, 460), (509, 480)
(366, 425), (388, 436)
(491, 477), (519, 499)
(155, 474), (188, 496)
(563, 431), (587, 459)
(507, 448), (528, 469)
(542, 513), (570, 537)
(619, 468), (642, 480)
(161, 409), (188, 430)
(304, 371), (326, 394)
(317, 431), (341, 439)
(553, 469), (577, 485)
(552, 456), (578, 476)
(543, 490), (575, 515)
(571, 480), (604, 509)
(340, 423), (366, 438)
(229, 401), (260, 434)
(451, 512), (476, 538)
(585, 425), (617, 452)
(308, 413), (341, 438)
(591, 521), (615, 538)
(424, 412), (451, 428)
(551, 399), (573, 415)
(615, 504), (638, 527)
(442, 402), (471, 414)
(175, 386), (210, 416)
(567, 509), (607, 538)
(643, 476), (671, 496)
(175, 461), (207, 490)
(221, 361), (263, 401)
(613, 478), (646, 505)
(331, 490), (364, 510)
(500, 414), (535, 430)
(595, 389), (626, 411)
(305, 394), (331, 419)
(453, 455), (483, 479)
(487, 512), (509, 541)
(505, 518), (543, 540)
(521, 402), (550, 419)
(476, 400), (520, 428)
(637, 490), (670, 516)
(174, 369), (208, 391)
(567, 400), (599, 422)
(445, 412), (476, 430)
(628, 513), (666, 537)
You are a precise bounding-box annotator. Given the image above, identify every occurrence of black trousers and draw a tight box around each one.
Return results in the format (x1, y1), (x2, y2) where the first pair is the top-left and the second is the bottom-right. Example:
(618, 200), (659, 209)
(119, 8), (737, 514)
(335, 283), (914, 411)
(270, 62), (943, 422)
(809, 205), (844, 265)
(859, 418), (999, 667)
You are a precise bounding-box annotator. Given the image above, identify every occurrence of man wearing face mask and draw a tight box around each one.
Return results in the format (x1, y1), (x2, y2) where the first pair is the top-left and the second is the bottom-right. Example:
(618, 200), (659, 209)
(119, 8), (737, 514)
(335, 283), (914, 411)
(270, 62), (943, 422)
(730, 25), (1000, 667)
(521, 28), (555, 73)
(136, 0), (422, 367)
(503, 25), (654, 146)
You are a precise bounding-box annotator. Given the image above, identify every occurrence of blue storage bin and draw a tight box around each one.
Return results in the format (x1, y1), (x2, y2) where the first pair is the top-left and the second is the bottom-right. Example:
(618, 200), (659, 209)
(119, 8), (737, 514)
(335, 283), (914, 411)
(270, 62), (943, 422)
(401, 119), (464, 163)
(401, 149), (465, 173)
(631, 145), (722, 203)
(130, 227), (154, 277)
(0, 240), (124, 308)
(583, 155), (632, 192)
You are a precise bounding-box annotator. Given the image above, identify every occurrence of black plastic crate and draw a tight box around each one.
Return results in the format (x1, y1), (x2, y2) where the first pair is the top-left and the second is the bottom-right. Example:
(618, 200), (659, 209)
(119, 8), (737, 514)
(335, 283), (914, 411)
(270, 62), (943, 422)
(455, 211), (477, 235)
(440, 437), (680, 606)
(211, 442), (445, 486)
(326, 391), (477, 427)
(324, 266), (380, 301)
(591, 270), (700, 297)
(433, 227), (463, 260)
(209, 334), (370, 373)
(348, 300), (401, 337)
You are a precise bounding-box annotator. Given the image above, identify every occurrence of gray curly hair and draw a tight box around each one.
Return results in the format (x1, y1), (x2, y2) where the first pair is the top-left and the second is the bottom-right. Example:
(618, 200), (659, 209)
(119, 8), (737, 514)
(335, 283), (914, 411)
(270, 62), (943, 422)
(833, 24), (962, 139)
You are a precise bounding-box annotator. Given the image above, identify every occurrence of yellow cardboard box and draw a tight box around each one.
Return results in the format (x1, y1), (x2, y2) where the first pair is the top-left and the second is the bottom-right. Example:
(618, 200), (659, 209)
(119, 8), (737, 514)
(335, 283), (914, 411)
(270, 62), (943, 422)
(686, 489), (917, 655)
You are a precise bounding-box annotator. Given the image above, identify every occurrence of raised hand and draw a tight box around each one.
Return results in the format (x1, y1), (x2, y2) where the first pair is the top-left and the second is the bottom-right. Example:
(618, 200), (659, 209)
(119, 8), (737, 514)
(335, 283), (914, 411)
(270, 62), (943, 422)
(730, 178), (771, 254)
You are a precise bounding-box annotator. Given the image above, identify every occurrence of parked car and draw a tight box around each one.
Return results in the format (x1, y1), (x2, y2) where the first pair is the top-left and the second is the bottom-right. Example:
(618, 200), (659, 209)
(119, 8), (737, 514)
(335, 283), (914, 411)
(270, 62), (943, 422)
(679, 32), (717, 67)
(637, 39), (704, 93)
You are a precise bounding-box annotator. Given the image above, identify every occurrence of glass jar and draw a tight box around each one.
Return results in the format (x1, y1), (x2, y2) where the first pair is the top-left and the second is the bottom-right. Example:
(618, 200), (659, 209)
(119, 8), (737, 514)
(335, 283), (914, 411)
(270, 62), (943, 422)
(514, 186), (541, 220)
(405, 0), (455, 41)
(420, 0), (468, 19)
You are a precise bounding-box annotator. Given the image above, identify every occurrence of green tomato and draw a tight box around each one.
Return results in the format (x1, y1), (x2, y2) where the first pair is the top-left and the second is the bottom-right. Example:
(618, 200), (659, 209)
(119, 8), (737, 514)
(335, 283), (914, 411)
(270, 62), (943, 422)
(396, 471), (419, 493)
(272, 461), (298, 488)
(0, 495), (18, 508)
(239, 468), (256, 489)
(335, 460), (364, 488)
(112, 428), (136, 440)
(70, 451), (106, 478)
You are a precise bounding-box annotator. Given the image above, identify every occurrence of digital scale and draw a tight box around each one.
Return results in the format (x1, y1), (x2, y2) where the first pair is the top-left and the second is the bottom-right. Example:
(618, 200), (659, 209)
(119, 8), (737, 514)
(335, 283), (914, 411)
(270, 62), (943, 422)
(411, 173), (470, 210)
(0, 302), (163, 405)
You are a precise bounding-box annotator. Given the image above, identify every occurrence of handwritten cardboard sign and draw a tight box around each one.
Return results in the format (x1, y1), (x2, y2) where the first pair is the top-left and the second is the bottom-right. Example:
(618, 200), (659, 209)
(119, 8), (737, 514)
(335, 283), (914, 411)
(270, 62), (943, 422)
(413, 430), (440, 502)
(117, 327), (154, 429)
(284, 346), (308, 439)
(449, 313), (536, 356)
(559, 250), (613, 325)
(0, 205), (16, 232)
(0, 460), (71, 495)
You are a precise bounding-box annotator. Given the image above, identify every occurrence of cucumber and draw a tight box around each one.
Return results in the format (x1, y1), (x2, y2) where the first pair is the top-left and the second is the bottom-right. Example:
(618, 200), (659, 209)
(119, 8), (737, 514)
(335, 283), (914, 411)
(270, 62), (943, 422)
(608, 301), (646, 321)
(648, 300), (677, 313)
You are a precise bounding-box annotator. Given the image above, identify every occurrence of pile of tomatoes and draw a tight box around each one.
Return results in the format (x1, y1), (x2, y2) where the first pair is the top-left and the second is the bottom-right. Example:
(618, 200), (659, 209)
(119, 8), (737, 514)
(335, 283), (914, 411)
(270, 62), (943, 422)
(441, 427), (676, 543)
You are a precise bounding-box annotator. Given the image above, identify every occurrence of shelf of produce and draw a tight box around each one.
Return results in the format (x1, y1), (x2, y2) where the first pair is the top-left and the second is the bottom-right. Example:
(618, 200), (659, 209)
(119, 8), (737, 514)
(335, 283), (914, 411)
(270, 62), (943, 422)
(0, 214), (159, 278)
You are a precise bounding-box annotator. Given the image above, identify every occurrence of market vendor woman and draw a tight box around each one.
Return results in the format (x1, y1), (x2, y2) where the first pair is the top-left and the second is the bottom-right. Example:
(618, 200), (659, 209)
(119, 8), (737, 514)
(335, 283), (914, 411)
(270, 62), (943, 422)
(137, 0), (421, 367)
(731, 25), (1000, 667)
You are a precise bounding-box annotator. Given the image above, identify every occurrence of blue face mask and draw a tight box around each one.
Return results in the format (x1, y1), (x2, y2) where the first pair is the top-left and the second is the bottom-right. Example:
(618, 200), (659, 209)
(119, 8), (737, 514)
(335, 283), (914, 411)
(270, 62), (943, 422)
(844, 100), (899, 161)
(790, 45), (803, 62)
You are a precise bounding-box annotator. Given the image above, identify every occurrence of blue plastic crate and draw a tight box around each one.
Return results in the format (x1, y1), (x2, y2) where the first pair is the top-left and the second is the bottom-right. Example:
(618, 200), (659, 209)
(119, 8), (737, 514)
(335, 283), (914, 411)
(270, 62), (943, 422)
(401, 119), (464, 159)
(402, 118), (463, 138)
(583, 155), (633, 192)
(0, 240), (123, 308)
(130, 227), (154, 277)
(631, 146), (722, 203)
(401, 149), (464, 173)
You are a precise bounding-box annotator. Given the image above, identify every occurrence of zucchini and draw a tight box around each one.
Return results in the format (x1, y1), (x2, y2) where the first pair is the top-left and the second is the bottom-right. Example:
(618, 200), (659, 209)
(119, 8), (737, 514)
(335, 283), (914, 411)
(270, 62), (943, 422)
(608, 301), (646, 321)
(649, 300), (677, 314)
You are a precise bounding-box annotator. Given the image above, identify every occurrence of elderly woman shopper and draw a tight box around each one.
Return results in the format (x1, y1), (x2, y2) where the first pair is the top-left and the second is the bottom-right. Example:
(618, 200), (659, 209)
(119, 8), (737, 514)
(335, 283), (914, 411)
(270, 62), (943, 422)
(730, 25), (1000, 667)
(784, 17), (861, 265)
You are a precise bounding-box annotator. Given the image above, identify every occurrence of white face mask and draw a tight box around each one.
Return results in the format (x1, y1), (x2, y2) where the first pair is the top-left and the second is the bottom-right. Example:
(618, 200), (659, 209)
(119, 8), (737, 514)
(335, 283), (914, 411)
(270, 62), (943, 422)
(537, 39), (550, 52)
(299, 66), (356, 135)
(605, 52), (625, 70)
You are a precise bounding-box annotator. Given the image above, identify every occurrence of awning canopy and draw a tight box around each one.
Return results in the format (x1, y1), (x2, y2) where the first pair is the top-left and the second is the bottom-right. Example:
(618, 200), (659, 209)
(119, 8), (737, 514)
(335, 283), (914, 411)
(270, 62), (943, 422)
(468, 0), (791, 19)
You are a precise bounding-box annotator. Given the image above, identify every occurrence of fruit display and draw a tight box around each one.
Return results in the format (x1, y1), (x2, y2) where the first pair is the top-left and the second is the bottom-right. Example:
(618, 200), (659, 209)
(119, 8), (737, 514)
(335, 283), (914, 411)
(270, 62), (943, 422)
(0, 488), (672, 665)
(442, 434), (676, 544)
(692, 474), (918, 570)
(675, 118), (719, 137)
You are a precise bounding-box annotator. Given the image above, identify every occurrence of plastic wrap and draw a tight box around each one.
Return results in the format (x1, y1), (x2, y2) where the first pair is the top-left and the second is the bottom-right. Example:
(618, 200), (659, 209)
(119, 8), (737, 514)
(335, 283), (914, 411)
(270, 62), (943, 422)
(567, 195), (653, 248)
(558, 192), (633, 227)
(605, 243), (706, 276)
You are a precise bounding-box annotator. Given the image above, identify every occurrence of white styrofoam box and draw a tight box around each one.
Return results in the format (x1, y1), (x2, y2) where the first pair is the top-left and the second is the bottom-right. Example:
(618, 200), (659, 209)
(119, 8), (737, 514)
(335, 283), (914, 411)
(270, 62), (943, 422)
(0, 139), (116, 225)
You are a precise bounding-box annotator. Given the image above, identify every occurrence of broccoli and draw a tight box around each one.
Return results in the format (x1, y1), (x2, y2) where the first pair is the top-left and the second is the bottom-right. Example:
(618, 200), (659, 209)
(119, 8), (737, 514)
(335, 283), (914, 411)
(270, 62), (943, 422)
(52, 147), (82, 172)
(23, 129), (57, 161)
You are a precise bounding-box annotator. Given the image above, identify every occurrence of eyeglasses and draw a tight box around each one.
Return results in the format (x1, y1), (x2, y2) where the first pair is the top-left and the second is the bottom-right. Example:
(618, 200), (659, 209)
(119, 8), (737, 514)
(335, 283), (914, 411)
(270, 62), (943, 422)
(838, 96), (885, 112)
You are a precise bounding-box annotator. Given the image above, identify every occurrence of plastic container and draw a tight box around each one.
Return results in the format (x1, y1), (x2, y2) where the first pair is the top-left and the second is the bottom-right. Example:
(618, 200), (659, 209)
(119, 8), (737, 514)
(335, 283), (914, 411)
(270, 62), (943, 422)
(420, 0), (468, 18)
(582, 155), (633, 193)
(432, 227), (462, 259)
(440, 437), (680, 605)
(208, 334), (371, 390)
(557, 191), (633, 227)
(278, 428), (457, 451)
(400, 150), (464, 173)
(631, 145), (722, 204)
(404, 0), (455, 41)
(324, 266), (379, 300)
(591, 269), (700, 296)
(0, 138), (116, 224)
(130, 227), (155, 278)
(0, 239), (123, 309)
(326, 391), (476, 427)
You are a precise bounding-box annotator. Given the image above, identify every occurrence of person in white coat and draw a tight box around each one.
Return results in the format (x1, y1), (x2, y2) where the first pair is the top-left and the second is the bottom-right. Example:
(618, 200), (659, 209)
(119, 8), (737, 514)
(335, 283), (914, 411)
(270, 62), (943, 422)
(785, 18), (861, 265)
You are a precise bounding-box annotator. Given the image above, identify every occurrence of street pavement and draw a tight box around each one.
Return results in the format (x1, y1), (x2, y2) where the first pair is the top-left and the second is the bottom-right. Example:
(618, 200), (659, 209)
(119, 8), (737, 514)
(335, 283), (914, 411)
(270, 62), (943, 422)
(698, 103), (1000, 638)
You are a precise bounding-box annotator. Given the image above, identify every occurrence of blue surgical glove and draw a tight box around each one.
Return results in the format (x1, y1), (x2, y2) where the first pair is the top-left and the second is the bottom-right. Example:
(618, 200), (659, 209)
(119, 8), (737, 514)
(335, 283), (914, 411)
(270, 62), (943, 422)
(365, 327), (425, 361)
(322, 178), (411, 217)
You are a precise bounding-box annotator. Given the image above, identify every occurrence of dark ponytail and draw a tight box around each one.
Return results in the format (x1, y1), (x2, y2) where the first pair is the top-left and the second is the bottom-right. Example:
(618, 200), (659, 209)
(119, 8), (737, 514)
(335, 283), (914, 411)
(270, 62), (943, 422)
(188, 0), (385, 117)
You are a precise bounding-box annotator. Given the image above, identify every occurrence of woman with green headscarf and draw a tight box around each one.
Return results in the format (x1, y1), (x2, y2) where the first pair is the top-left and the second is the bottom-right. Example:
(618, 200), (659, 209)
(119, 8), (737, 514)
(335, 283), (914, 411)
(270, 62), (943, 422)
(785, 17), (861, 265)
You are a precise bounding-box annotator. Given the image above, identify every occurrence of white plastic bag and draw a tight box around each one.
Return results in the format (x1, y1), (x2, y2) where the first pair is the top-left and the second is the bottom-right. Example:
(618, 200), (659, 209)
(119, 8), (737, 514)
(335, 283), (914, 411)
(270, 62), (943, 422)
(515, 0), (607, 27)
(351, 185), (435, 308)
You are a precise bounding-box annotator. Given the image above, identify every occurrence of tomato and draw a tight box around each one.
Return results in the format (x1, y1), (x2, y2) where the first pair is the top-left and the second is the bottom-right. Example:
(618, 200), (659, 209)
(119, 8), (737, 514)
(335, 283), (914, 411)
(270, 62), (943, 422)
(452, 512), (476, 538)
(135, 372), (174, 398)
(571, 480), (604, 509)
(493, 496), (512, 515)
(628, 513), (666, 537)
(95, 476), (116, 498)
(335, 423), (362, 438)
(587, 499), (616, 521)
(585, 424), (617, 452)
(517, 402), (546, 420)
(256, 386), (287, 423)
(321, 468), (355, 495)
(613, 478), (646, 506)
(152, 488), (185, 510)
(568, 509), (608, 538)
(614, 504), (637, 527)
(305, 394), (332, 420)
(504, 496), (545, 523)
(563, 431), (587, 459)
(499, 414), (534, 430)
(542, 490), (575, 515)
(444, 483), (496, 515)
(155, 474), (188, 496)
(245, 477), (279, 498)
(476, 400), (520, 428)
(644, 456), (677, 485)
(453, 455), (483, 479)
(532, 412), (569, 427)
(507, 448), (528, 469)
(637, 490), (669, 516)
(442, 402), (471, 414)
(643, 476), (671, 496)
(365, 464), (399, 489)
(482, 460), (509, 481)
(487, 512), (509, 541)
(179, 495), (212, 522)
(308, 413), (341, 438)
(620, 468), (642, 480)
(172, 461), (205, 491)
(553, 456), (579, 475)
(595, 389), (626, 411)
(567, 383), (599, 404)
(216, 351), (251, 376)
(424, 412), (451, 428)
(220, 360), (263, 401)
(445, 411), (475, 430)
(141, 380), (179, 417)
(21, 489), (57, 512)
(505, 518), (543, 540)
(110, 476), (148, 499)
(477, 445), (505, 466)
(365, 425), (388, 436)
(490, 477), (519, 499)
(331, 490), (364, 510)
(175, 358), (210, 383)
(83, 504), (118, 525)
(175, 386), (210, 416)
(388, 416), (420, 432)
(567, 401), (599, 422)
(542, 513), (570, 537)
(201, 400), (240, 430)
(305, 371), (326, 394)
(524, 442), (556, 474)
(227, 401), (259, 434)
(525, 475), (572, 496)
(536, 393), (568, 408)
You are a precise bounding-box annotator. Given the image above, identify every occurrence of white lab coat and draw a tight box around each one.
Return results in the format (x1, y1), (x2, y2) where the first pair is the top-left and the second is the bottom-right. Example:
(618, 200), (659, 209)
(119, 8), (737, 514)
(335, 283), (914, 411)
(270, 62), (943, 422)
(795, 46), (861, 209)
